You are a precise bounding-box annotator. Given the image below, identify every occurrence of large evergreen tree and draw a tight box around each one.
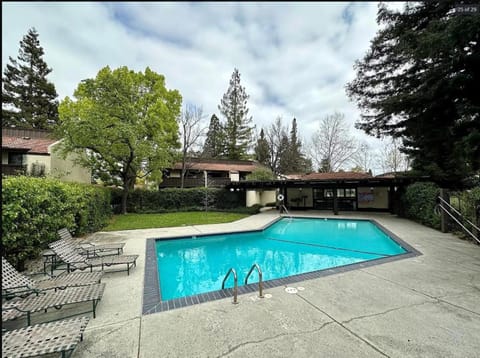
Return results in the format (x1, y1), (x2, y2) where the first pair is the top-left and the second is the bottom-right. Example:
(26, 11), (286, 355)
(2, 28), (58, 129)
(280, 117), (311, 174)
(202, 114), (225, 158)
(254, 128), (270, 166)
(218, 68), (254, 160)
(277, 132), (291, 174)
(346, 2), (480, 185)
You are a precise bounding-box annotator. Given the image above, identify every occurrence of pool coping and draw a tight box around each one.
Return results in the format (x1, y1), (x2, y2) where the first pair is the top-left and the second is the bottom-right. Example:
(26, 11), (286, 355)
(142, 216), (422, 315)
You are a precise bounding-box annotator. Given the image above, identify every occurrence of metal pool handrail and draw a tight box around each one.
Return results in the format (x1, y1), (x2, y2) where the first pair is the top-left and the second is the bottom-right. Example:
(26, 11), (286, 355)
(221, 268), (238, 304)
(245, 263), (264, 298)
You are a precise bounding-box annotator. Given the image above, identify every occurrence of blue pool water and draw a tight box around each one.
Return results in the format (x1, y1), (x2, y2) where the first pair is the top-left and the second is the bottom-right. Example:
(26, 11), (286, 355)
(155, 218), (406, 300)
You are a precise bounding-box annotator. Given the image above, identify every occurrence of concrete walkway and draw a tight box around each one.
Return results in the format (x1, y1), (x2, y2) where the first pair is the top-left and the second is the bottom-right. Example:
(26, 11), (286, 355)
(19, 211), (480, 357)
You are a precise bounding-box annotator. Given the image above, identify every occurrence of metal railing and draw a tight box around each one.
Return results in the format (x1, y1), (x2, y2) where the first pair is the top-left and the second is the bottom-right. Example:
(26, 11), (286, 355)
(437, 196), (480, 244)
(281, 204), (290, 216)
(221, 268), (238, 304)
(244, 263), (264, 298)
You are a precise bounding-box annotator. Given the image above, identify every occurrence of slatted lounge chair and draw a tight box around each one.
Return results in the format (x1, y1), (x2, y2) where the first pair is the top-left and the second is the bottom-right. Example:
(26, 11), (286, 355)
(2, 316), (89, 358)
(2, 257), (103, 299)
(48, 238), (138, 276)
(2, 283), (105, 326)
(57, 228), (125, 258)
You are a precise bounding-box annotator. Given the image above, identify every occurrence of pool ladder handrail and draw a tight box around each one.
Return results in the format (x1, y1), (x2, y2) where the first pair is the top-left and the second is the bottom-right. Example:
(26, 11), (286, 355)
(281, 204), (293, 220)
(221, 268), (238, 304)
(245, 263), (264, 298)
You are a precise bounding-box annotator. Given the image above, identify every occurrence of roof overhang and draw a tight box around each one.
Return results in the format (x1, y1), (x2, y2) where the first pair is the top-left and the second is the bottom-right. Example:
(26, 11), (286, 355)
(225, 176), (431, 189)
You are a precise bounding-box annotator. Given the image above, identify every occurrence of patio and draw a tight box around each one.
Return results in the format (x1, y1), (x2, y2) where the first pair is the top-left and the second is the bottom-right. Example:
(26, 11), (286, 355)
(8, 211), (480, 357)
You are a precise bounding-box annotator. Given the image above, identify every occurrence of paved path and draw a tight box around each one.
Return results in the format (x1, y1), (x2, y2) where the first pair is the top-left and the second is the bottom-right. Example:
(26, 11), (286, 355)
(16, 211), (480, 357)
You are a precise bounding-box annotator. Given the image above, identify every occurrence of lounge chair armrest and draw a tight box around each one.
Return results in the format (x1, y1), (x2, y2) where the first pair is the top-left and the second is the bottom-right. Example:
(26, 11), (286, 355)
(79, 242), (95, 248)
(2, 302), (27, 313)
(2, 285), (42, 298)
(25, 271), (52, 279)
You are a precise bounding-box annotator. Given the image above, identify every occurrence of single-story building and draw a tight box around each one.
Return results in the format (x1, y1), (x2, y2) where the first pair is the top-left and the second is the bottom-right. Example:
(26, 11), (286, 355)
(160, 158), (265, 188)
(1, 127), (91, 184)
(226, 171), (425, 214)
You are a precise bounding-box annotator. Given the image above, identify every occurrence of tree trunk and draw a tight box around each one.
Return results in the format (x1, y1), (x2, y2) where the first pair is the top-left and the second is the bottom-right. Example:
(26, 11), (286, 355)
(121, 187), (128, 215)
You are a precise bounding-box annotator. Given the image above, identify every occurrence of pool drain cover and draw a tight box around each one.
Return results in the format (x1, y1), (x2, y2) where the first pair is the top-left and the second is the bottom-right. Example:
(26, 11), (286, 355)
(285, 287), (298, 294)
(264, 293), (272, 299)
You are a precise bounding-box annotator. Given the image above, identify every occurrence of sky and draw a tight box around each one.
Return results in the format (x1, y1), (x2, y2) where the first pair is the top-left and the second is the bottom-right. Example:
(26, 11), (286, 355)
(2, 1), (406, 174)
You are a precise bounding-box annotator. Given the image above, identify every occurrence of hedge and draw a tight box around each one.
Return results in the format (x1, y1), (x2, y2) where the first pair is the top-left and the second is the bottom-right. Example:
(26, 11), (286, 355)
(2, 176), (111, 270)
(110, 187), (246, 214)
(402, 182), (441, 230)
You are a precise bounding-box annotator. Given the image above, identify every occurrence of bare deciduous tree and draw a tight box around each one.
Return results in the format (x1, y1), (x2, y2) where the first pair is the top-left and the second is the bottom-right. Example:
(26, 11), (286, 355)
(378, 137), (410, 174)
(179, 104), (205, 188)
(309, 112), (358, 172)
(264, 117), (288, 175)
(352, 142), (374, 173)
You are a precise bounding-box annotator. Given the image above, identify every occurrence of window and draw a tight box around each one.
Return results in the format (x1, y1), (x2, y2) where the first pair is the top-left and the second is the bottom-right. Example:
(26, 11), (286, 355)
(324, 189), (333, 198)
(8, 152), (23, 165)
(345, 188), (356, 198)
(337, 189), (345, 197)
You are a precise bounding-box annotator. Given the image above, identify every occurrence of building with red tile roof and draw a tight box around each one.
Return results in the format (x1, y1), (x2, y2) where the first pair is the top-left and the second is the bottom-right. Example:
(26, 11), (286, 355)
(160, 158), (266, 188)
(1, 128), (91, 183)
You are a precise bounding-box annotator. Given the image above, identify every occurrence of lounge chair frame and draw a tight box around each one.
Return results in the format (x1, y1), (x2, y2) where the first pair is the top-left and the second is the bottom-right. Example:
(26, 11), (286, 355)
(57, 228), (125, 258)
(2, 283), (105, 326)
(48, 239), (138, 276)
(2, 257), (103, 299)
(2, 316), (89, 358)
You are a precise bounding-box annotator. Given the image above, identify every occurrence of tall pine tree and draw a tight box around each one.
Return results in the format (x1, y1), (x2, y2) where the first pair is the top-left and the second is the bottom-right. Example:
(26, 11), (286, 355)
(278, 118), (311, 174)
(254, 128), (270, 166)
(2, 28), (58, 129)
(218, 68), (254, 160)
(202, 114), (225, 158)
(346, 2), (480, 185)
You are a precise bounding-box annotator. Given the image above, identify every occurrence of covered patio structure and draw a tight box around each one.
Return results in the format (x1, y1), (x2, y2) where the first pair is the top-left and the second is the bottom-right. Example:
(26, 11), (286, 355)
(226, 172), (427, 215)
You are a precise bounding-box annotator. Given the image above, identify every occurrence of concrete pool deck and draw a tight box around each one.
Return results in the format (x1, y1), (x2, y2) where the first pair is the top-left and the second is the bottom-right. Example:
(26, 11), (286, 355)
(10, 211), (480, 357)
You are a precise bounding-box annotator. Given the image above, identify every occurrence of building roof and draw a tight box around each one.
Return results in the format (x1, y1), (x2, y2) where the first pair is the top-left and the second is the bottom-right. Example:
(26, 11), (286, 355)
(2, 135), (57, 155)
(375, 171), (411, 178)
(171, 159), (262, 172)
(2, 128), (58, 155)
(297, 172), (373, 180)
(281, 173), (305, 180)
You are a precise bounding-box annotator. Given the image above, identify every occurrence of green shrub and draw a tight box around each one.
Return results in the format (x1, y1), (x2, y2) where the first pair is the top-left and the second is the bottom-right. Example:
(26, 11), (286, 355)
(246, 168), (275, 181)
(2, 176), (111, 270)
(402, 182), (441, 229)
(110, 187), (246, 213)
(236, 204), (262, 214)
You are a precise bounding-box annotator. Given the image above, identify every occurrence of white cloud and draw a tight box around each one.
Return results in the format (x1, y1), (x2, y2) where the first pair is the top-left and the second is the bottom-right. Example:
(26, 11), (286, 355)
(2, 1), (405, 174)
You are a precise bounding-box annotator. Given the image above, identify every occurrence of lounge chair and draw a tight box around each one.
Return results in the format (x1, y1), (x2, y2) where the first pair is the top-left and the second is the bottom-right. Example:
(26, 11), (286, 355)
(2, 283), (105, 326)
(57, 228), (125, 258)
(48, 238), (138, 276)
(2, 257), (103, 299)
(2, 316), (89, 358)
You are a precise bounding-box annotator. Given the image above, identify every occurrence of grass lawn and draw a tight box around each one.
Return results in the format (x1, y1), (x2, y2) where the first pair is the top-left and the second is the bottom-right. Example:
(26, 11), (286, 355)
(104, 211), (250, 231)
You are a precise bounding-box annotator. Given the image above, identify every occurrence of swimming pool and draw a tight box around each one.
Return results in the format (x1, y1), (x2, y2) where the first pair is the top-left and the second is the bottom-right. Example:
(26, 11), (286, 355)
(148, 217), (413, 306)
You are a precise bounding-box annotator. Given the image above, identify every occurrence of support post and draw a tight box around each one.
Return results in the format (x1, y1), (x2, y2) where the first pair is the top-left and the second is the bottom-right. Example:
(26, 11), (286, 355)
(388, 186), (395, 214)
(440, 188), (449, 233)
(474, 200), (480, 241)
(333, 187), (338, 215)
